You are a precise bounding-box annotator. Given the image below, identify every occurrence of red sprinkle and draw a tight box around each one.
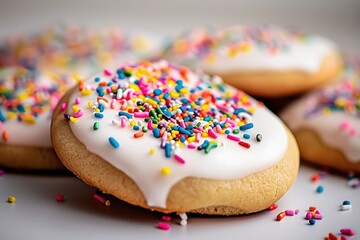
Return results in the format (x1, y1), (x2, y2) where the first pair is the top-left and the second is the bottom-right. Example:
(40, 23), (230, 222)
(162, 216), (171, 221)
(311, 174), (320, 182)
(158, 222), (171, 231)
(328, 232), (338, 240)
(309, 206), (317, 211)
(55, 194), (64, 202)
(2, 130), (8, 142)
(238, 141), (250, 148)
(269, 203), (278, 211)
(276, 212), (286, 221)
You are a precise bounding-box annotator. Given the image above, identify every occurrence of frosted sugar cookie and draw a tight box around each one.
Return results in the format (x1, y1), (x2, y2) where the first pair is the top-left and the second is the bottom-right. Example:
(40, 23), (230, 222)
(162, 24), (342, 98)
(52, 60), (299, 214)
(281, 56), (360, 173)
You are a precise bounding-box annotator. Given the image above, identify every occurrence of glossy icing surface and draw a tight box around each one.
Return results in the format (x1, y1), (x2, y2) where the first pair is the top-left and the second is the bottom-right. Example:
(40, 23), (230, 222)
(281, 56), (360, 162)
(162, 25), (336, 73)
(65, 60), (288, 208)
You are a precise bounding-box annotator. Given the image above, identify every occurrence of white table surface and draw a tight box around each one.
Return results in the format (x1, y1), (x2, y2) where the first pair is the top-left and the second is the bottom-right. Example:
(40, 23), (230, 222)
(0, 165), (359, 240)
(0, 1), (359, 239)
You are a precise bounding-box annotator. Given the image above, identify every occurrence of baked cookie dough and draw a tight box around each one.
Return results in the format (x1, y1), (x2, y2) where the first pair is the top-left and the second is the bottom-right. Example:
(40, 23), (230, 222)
(52, 60), (299, 214)
(161, 24), (342, 98)
(281, 55), (360, 173)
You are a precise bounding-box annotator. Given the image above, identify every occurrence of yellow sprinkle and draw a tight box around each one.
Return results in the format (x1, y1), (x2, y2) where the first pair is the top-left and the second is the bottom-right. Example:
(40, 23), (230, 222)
(180, 88), (189, 94)
(205, 53), (217, 64)
(170, 91), (180, 98)
(248, 107), (256, 114)
(161, 167), (171, 175)
(210, 140), (218, 143)
(323, 108), (331, 115)
(88, 101), (93, 109)
(105, 200), (111, 207)
(201, 104), (209, 111)
(187, 136), (195, 143)
(7, 112), (16, 119)
(72, 105), (80, 112)
(81, 89), (92, 96)
(146, 98), (157, 106)
(172, 105), (179, 110)
(130, 120), (136, 127)
(17, 92), (28, 101)
(171, 130), (179, 135)
(71, 73), (83, 83)
(23, 115), (36, 124)
(149, 149), (155, 154)
(202, 133), (208, 137)
(227, 47), (238, 58)
(239, 42), (252, 53)
(95, 109), (100, 113)
(69, 117), (77, 123)
(7, 196), (16, 203)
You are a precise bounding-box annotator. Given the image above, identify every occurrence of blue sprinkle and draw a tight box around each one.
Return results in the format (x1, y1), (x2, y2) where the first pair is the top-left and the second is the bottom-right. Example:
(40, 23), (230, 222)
(133, 125), (140, 131)
(94, 77), (100, 82)
(17, 105), (26, 113)
(163, 92), (170, 99)
(200, 140), (209, 149)
(190, 89), (195, 93)
(243, 133), (250, 139)
(180, 136), (186, 142)
(175, 85), (183, 92)
(147, 97), (160, 104)
(204, 116), (211, 121)
(180, 99), (188, 104)
(179, 127), (192, 136)
(152, 128), (160, 138)
(108, 137), (120, 149)
(118, 111), (133, 119)
(0, 111), (6, 122)
(316, 185), (324, 193)
(234, 108), (246, 115)
(309, 219), (316, 225)
(165, 143), (171, 158)
(98, 104), (105, 112)
(176, 80), (183, 85)
(96, 87), (104, 97)
(107, 81), (112, 86)
(343, 200), (351, 205)
(183, 117), (190, 122)
(186, 124), (194, 130)
(225, 129), (230, 134)
(153, 89), (162, 96)
(94, 113), (104, 118)
(240, 123), (254, 131)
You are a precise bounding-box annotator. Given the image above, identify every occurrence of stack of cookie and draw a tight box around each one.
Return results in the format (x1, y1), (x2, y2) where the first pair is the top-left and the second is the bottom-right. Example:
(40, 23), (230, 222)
(0, 24), (358, 217)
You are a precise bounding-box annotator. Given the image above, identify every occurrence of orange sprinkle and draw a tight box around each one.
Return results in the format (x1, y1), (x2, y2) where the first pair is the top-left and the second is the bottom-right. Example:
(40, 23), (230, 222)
(311, 174), (320, 182)
(134, 132), (144, 138)
(309, 206), (317, 211)
(328, 233), (338, 240)
(96, 97), (109, 103)
(98, 82), (108, 87)
(2, 130), (8, 142)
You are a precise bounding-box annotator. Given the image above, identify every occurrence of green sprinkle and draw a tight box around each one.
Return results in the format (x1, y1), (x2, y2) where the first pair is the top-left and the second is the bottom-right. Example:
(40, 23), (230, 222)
(205, 142), (218, 154)
(232, 129), (240, 134)
(93, 121), (99, 130)
(142, 126), (148, 132)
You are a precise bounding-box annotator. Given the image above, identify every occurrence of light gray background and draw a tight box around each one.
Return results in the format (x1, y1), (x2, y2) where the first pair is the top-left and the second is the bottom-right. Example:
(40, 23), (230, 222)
(0, 1), (359, 239)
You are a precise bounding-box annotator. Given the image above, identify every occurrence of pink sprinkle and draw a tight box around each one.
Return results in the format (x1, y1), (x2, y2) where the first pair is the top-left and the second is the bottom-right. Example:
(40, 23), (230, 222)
(73, 109), (84, 118)
(339, 120), (350, 130)
(196, 133), (201, 142)
(179, 120), (186, 128)
(285, 210), (295, 216)
(75, 97), (80, 104)
(174, 154), (186, 164)
(93, 193), (106, 204)
(55, 194), (64, 202)
(314, 213), (323, 220)
(119, 116), (127, 128)
(216, 104), (229, 112)
(340, 228), (355, 236)
(110, 99), (117, 109)
(134, 112), (149, 118)
(341, 236), (348, 240)
(147, 120), (154, 130)
(119, 99), (127, 110)
(227, 134), (240, 141)
(158, 222), (171, 231)
(162, 216), (171, 221)
(295, 209), (300, 215)
(106, 88), (112, 94)
(208, 128), (218, 139)
(215, 124), (222, 133)
(0, 169), (5, 176)
(0, 121), (2, 130)
(60, 103), (67, 111)
(103, 69), (112, 76)
(349, 128), (357, 137)
(187, 144), (196, 149)
(306, 212), (313, 220)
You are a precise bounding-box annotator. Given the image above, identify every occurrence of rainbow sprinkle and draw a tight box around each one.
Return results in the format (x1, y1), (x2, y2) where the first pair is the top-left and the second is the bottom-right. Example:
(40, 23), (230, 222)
(65, 60), (263, 164)
(162, 24), (317, 64)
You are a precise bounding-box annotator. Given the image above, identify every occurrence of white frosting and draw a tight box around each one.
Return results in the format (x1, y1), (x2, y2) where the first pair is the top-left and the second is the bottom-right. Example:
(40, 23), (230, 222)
(281, 91), (360, 162)
(67, 64), (289, 208)
(164, 25), (336, 73)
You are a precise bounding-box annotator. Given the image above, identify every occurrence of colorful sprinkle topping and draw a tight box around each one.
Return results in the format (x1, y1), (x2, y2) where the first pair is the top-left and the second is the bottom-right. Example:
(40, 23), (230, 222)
(65, 60), (262, 163)
(162, 24), (318, 64)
